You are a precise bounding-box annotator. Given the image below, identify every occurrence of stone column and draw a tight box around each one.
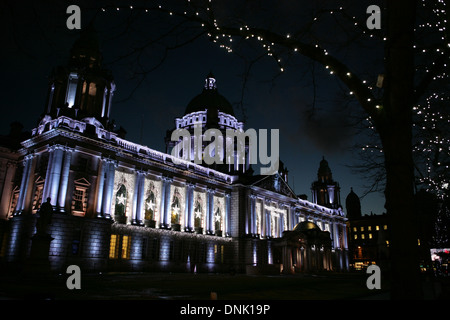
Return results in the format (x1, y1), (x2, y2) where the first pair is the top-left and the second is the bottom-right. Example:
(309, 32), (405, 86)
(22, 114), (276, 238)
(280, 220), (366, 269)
(250, 194), (256, 236)
(41, 149), (54, 207)
(225, 193), (231, 236)
(95, 158), (106, 217)
(261, 198), (266, 237)
(206, 188), (214, 234)
(14, 155), (33, 215)
(102, 159), (116, 219)
(332, 220), (340, 250)
(131, 171), (140, 224)
(48, 145), (64, 207)
(185, 182), (194, 231)
(159, 176), (172, 229)
(132, 170), (145, 225)
(57, 147), (73, 212)
(266, 209), (272, 238)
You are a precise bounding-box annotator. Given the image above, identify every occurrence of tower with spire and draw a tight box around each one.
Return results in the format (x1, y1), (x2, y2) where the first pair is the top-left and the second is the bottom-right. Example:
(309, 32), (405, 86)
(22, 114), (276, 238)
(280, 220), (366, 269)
(42, 23), (115, 128)
(311, 157), (341, 209)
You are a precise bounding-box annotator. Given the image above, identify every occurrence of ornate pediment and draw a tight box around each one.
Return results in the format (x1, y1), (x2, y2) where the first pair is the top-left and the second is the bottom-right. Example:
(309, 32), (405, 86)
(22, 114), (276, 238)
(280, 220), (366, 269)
(252, 173), (296, 198)
(74, 177), (91, 187)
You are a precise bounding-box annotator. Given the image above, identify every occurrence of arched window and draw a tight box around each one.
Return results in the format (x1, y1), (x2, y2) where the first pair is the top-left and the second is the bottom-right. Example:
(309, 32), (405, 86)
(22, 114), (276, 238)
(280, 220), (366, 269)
(171, 196), (180, 225)
(144, 191), (155, 221)
(114, 184), (127, 222)
(214, 206), (222, 233)
(194, 198), (203, 228)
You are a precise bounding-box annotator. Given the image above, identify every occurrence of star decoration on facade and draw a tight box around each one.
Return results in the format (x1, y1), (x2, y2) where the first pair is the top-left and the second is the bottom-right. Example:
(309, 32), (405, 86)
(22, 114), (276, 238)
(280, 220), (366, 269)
(116, 194), (126, 205)
(146, 200), (155, 211)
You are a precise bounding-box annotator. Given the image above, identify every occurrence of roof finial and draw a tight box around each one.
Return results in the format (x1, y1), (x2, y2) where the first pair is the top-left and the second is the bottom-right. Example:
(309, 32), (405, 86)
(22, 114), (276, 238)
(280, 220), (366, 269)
(204, 72), (217, 90)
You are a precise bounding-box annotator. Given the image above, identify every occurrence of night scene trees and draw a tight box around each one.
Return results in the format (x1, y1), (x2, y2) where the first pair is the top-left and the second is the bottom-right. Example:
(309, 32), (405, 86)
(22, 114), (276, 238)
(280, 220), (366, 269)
(90, 0), (448, 300)
(2, 0), (448, 300)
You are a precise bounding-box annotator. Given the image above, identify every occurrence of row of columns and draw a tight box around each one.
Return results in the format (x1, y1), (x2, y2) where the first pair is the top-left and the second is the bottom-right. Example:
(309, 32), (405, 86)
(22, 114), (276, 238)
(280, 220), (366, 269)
(13, 146), (232, 237)
(158, 179), (231, 236)
(247, 194), (292, 238)
(93, 158), (231, 236)
(281, 245), (333, 274)
(15, 145), (73, 215)
(245, 193), (348, 253)
(95, 158), (117, 219)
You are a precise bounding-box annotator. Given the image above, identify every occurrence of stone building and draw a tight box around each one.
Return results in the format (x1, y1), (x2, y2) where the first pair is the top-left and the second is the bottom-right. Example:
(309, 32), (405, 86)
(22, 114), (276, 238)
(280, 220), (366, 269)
(0, 28), (348, 275)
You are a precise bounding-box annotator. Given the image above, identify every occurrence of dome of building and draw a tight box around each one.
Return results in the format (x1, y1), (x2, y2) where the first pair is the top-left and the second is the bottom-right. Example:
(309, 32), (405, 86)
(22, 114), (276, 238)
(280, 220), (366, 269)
(293, 221), (321, 232)
(345, 187), (362, 219)
(184, 73), (235, 117)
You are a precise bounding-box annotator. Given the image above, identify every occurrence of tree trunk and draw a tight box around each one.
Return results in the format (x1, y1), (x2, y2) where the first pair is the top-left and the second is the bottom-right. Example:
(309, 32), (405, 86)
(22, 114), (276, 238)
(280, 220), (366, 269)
(379, 0), (422, 299)
(380, 122), (422, 299)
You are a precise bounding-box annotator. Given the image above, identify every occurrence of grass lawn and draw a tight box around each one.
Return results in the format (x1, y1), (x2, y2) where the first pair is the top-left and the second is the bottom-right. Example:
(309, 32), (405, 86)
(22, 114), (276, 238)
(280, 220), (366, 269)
(0, 271), (390, 300)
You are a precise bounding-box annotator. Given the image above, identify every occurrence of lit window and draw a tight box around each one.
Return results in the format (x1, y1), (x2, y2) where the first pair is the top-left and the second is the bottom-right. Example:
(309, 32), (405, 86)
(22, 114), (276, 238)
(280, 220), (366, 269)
(361, 226), (364, 231)
(361, 234), (365, 239)
(369, 233), (372, 239)
(72, 178), (90, 216)
(368, 226), (372, 231)
(73, 188), (84, 211)
(354, 234), (358, 239)
(121, 235), (131, 259)
(109, 234), (118, 259)
(353, 227), (357, 232)
(383, 225), (388, 230)
(376, 225), (380, 231)
(33, 184), (44, 212)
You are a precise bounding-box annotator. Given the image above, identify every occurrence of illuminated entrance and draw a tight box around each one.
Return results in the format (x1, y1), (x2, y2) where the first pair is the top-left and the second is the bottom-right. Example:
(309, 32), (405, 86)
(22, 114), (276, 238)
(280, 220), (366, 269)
(275, 221), (333, 274)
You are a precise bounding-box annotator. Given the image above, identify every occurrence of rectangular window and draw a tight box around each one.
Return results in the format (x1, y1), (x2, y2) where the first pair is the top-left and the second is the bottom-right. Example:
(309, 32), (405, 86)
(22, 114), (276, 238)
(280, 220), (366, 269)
(121, 235), (131, 259)
(109, 234), (118, 259)
(368, 226), (372, 231)
(73, 188), (84, 211)
(33, 185), (44, 212)
(376, 225), (380, 231)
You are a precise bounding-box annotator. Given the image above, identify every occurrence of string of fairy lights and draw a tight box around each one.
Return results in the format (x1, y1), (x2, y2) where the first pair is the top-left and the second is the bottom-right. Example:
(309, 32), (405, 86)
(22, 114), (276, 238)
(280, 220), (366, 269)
(98, 0), (449, 198)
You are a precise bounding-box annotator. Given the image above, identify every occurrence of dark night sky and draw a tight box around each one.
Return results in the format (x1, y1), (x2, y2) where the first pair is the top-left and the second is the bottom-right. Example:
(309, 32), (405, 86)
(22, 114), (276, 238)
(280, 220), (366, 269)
(0, 0), (386, 215)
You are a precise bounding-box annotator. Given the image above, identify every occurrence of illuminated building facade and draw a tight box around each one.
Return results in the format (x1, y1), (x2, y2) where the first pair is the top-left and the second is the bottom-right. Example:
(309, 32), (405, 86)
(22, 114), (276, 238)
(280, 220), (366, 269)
(0, 29), (348, 274)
